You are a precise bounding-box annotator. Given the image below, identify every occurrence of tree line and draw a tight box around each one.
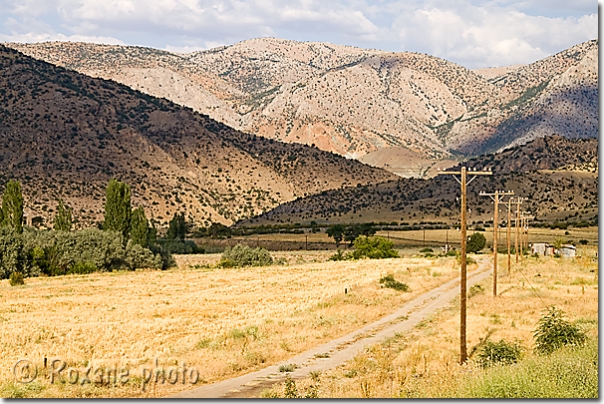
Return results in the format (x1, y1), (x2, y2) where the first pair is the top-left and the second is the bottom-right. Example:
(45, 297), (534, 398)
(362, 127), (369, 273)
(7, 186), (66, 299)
(0, 178), (198, 281)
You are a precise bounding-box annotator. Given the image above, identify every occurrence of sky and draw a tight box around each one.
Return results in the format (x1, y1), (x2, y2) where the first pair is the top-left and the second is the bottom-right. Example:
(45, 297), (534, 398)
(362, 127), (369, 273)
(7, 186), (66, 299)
(0, 0), (598, 69)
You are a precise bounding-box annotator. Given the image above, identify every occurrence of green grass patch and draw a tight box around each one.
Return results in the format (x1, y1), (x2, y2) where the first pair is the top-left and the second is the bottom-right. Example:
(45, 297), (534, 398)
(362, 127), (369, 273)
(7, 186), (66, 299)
(455, 338), (597, 398)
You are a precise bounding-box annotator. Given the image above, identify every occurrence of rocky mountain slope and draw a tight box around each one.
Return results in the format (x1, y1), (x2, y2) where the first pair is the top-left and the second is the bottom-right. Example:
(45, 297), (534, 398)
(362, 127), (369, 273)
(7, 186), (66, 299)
(241, 136), (598, 226)
(7, 39), (598, 176)
(0, 45), (395, 228)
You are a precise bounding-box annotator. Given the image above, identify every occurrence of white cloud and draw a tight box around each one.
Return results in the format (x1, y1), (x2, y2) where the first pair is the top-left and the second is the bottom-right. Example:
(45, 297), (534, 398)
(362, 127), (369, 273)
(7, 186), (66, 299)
(390, 1), (597, 67)
(0, 0), (597, 67)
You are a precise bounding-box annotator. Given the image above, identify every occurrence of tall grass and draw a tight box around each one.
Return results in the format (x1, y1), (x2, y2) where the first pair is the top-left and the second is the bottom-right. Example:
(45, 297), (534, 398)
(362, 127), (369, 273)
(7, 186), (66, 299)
(454, 338), (598, 398)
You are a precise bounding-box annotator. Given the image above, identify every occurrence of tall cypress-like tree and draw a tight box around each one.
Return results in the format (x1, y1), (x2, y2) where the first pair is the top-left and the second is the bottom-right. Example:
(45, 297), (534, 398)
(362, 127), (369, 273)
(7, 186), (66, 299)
(167, 212), (186, 241)
(2, 180), (24, 234)
(54, 199), (72, 232)
(103, 179), (132, 240)
(130, 207), (149, 247)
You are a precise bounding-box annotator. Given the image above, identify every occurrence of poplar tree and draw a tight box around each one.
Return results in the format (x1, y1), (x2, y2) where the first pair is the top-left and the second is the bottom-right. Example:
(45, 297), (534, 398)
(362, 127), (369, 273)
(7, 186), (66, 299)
(1, 180), (24, 234)
(53, 199), (72, 231)
(167, 212), (186, 241)
(103, 179), (131, 240)
(130, 207), (149, 247)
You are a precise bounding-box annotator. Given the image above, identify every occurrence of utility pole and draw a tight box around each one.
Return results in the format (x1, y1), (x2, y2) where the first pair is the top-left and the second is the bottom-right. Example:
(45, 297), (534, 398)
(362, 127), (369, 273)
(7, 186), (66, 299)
(515, 198), (523, 263)
(522, 211), (532, 255)
(501, 197), (514, 276)
(480, 190), (514, 296)
(438, 167), (492, 364)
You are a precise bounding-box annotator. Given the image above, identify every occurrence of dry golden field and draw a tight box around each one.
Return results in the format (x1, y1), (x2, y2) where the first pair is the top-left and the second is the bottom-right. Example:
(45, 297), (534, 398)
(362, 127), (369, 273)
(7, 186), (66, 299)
(0, 251), (468, 398)
(263, 247), (599, 398)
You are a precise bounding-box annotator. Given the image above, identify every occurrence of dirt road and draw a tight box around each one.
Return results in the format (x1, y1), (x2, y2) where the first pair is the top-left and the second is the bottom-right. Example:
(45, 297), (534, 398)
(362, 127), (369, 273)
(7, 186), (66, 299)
(169, 258), (492, 398)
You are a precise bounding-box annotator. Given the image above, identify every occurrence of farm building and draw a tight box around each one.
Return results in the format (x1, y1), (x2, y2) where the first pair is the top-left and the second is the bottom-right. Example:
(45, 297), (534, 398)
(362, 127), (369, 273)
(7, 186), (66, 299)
(532, 243), (547, 256)
(531, 243), (575, 257)
(559, 245), (577, 258)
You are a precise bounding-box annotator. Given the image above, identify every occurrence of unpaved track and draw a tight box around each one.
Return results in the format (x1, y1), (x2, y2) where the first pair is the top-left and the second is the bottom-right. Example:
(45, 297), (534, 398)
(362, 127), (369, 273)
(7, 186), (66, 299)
(169, 258), (492, 398)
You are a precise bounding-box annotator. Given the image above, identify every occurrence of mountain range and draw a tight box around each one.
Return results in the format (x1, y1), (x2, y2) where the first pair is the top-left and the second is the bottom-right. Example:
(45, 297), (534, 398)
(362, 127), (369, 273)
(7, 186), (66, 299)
(242, 136), (598, 226)
(0, 45), (394, 228)
(6, 38), (598, 178)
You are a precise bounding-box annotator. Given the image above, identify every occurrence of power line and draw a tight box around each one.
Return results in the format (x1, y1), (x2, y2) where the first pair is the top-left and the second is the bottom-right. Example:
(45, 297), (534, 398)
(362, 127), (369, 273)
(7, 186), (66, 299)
(437, 166), (492, 364)
(480, 190), (514, 297)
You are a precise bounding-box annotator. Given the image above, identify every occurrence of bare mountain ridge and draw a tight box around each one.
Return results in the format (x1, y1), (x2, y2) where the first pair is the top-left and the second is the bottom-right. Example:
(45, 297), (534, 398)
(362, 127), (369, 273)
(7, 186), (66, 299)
(242, 135), (598, 226)
(7, 38), (598, 174)
(0, 45), (395, 228)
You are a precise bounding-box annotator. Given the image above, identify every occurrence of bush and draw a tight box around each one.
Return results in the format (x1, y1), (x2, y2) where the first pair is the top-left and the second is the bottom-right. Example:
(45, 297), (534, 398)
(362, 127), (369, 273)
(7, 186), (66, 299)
(476, 339), (523, 368)
(533, 306), (587, 355)
(218, 244), (273, 268)
(379, 273), (409, 292)
(467, 233), (486, 253)
(9, 271), (25, 286)
(420, 247), (433, 253)
(156, 239), (203, 254)
(67, 261), (97, 274)
(469, 284), (485, 297)
(328, 249), (346, 261)
(124, 242), (163, 270)
(352, 236), (398, 259)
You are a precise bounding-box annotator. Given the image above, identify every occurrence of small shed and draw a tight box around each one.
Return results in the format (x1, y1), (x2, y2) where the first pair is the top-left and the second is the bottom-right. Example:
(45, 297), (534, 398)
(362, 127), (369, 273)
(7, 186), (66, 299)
(559, 245), (576, 258)
(532, 243), (547, 256)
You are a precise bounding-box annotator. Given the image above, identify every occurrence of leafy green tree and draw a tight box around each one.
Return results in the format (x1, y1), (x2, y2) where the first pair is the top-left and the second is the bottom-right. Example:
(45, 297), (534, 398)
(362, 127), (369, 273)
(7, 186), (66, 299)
(326, 224), (345, 248)
(0, 228), (28, 279)
(2, 180), (24, 234)
(167, 212), (186, 241)
(103, 179), (131, 240)
(467, 232), (486, 253)
(130, 207), (149, 247)
(53, 199), (72, 232)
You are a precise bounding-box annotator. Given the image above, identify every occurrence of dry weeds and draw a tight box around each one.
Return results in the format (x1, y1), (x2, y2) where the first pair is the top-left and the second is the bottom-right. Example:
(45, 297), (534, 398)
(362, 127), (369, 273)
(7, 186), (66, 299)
(267, 247), (598, 398)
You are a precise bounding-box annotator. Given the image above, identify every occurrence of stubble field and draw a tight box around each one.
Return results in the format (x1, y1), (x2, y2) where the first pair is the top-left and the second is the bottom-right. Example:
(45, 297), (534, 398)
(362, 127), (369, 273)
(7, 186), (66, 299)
(0, 251), (463, 398)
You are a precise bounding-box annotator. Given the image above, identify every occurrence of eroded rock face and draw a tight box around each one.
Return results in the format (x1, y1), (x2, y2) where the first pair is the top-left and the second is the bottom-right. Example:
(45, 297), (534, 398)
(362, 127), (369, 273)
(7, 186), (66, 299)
(6, 38), (598, 174)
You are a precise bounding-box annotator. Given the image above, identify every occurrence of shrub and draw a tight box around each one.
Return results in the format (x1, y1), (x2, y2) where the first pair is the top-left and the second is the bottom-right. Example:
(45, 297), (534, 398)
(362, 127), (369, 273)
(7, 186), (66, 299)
(476, 339), (523, 368)
(379, 273), (409, 292)
(67, 261), (97, 274)
(533, 306), (587, 355)
(328, 249), (353, 261)
(467, 233), (486, 253)
(157, 239), (203, 254)
(279, 363), (297, 373)
(352, 236), (398, 259)
(218, 244), (273, 268)
(9, 271), (25, 286)
(124, 242), (163, 270)
(469, 284), (485, 297)
(420, 247), (433, 253)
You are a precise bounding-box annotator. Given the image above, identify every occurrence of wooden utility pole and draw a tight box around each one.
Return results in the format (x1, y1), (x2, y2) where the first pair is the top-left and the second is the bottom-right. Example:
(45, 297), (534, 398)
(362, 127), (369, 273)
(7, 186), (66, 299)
(480, 190), (514, 296)
(522, 212), (532, 255)
(438, 167), (492, 364)
(515, 198), (523, 263)
(501, 197), (514, 275)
